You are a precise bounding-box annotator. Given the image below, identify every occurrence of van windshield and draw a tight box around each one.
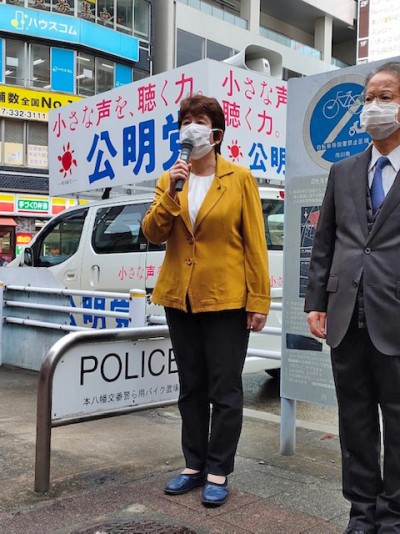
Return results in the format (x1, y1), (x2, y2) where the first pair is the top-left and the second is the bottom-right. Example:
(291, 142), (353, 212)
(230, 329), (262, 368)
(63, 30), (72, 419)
(37, 209), (87, 267)
(262, 198), (284, 250)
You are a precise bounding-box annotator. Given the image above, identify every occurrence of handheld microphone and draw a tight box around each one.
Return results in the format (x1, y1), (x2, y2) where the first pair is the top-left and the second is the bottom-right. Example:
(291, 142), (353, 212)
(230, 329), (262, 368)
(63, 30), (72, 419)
(175, 139), (193, 191)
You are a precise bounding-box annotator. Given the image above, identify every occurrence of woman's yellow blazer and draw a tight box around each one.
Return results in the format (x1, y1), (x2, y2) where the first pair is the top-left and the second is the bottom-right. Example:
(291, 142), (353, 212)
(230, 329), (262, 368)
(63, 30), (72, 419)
(142, 154), (270, 314)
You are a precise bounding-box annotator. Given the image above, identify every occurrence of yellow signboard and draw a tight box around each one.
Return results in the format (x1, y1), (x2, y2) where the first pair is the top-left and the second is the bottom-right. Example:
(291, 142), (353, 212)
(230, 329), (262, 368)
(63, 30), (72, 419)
(0, 86), (81, 122)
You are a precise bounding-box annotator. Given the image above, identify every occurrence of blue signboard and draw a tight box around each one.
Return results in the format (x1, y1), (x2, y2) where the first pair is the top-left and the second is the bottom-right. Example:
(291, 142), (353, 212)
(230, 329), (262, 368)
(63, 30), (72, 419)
(51, 48), (74, 93)
(115, 64), (132, 87)
(304, 75), (371, 169)
(0, 5), (139, 63)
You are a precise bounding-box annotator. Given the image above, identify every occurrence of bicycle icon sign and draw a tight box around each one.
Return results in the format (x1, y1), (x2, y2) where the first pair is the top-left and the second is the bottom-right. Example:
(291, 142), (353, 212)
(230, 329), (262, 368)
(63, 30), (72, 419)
(322, 90), (362, 119)
(304, 77), (371, 170)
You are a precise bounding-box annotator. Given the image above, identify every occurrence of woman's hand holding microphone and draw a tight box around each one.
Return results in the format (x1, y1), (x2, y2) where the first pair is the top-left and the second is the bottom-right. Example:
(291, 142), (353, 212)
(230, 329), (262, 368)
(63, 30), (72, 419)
(168, 159), (191, 199)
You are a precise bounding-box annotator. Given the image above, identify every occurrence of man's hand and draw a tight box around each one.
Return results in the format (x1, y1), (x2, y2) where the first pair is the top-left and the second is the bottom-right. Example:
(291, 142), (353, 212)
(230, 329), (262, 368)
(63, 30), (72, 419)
(247, 312), (267, 332)
(307, 311), (327, 339)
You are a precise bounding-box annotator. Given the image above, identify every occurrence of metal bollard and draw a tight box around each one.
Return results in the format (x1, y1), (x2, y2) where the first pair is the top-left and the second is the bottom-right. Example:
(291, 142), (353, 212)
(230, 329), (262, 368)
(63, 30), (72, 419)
(129, 289), (146, 327)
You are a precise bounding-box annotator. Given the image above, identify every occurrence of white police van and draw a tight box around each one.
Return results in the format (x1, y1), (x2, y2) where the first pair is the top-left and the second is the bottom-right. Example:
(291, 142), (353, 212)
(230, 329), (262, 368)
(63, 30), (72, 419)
(10, 186), (284, 376)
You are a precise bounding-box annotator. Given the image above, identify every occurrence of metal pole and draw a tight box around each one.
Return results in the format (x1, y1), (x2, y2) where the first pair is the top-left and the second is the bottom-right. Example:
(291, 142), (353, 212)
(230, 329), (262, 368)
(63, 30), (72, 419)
(129, 289), (146, 327)
(280, 397), (296, 455)
(35, 357), (53, 493)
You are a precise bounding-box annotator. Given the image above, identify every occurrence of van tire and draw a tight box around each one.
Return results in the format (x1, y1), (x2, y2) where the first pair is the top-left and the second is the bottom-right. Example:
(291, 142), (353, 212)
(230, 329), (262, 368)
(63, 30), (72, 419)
(266, 369), (280, 380)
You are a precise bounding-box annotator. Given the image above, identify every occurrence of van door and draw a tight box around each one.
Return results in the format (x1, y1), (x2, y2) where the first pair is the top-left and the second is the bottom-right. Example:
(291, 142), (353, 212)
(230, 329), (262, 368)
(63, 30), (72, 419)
(80, 201), (150, 294)
(30, 206), (89, 290)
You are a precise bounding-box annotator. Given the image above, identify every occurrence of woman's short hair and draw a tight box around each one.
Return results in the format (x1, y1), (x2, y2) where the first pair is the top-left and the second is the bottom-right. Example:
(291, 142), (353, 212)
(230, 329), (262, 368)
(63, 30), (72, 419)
(178, 95), (225, 154)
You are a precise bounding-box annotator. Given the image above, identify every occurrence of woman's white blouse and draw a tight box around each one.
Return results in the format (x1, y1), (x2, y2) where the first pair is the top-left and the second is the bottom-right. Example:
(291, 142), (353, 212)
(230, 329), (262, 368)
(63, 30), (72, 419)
(188, 172), (215, 227)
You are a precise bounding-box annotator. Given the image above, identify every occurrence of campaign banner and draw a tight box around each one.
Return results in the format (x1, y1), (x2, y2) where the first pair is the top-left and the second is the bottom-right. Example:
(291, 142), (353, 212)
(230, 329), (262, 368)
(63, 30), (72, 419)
(49, 58), (287, 196)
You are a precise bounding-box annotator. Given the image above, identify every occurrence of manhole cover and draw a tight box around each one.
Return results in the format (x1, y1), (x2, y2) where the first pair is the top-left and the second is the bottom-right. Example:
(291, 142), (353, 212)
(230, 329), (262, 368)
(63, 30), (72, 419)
(73, 518), (198, 534)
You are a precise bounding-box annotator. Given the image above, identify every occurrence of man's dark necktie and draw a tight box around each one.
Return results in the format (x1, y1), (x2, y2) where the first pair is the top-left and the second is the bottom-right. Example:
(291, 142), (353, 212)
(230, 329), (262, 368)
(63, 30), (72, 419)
(370, 156), (390, 213)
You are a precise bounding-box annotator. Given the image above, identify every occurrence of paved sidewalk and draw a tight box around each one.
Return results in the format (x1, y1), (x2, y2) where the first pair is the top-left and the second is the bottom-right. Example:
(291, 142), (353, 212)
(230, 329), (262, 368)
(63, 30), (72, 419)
(0, 365), (349, 534)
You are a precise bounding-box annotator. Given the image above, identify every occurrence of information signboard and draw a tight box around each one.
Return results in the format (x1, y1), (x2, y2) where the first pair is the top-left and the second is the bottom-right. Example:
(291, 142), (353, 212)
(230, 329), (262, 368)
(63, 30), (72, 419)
(283, 58), (399, 406)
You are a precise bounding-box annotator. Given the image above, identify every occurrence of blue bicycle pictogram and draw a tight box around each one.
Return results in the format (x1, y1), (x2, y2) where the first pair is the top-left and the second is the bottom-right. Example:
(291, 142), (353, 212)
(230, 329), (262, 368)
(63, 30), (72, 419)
(322, 90), (362, 119)
(306, 80), (371, 167)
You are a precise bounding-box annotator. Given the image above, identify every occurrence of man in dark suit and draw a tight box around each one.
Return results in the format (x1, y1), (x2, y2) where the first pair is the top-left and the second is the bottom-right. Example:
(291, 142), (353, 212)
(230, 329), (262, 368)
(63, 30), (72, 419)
(305, 62), (400, 534)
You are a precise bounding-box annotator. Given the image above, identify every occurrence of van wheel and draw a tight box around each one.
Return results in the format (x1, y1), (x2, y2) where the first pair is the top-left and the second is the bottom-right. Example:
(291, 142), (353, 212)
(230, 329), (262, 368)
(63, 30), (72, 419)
(266, 369), (280, 380)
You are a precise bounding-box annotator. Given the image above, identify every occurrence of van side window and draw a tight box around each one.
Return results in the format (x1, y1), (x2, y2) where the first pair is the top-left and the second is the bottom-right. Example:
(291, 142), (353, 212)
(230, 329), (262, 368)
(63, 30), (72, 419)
(93, 203), (148, 254)
(262, 198), (284, 251)
(37, 208), (88, 267)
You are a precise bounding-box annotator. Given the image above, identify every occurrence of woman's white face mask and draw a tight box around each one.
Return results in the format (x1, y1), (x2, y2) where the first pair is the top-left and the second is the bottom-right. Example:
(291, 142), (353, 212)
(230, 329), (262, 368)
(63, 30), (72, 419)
(360, 101), (400, 140)
(179, 123), (220, 160)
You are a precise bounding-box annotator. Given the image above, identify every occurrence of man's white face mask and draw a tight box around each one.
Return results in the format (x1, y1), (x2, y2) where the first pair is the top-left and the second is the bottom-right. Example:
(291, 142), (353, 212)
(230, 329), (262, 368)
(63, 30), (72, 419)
(360, 101), (400, 140)
(179, 123), (219, 160)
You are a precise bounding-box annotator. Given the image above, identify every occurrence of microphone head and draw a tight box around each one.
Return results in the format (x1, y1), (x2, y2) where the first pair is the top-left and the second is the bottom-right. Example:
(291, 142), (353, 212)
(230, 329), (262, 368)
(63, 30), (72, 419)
(179, 138), (194, 164)
(180, 138), (194, 151)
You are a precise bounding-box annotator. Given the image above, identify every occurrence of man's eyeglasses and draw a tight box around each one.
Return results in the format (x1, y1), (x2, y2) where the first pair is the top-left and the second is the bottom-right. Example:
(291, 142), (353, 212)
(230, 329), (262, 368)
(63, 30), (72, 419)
(361, 91), (400, 105)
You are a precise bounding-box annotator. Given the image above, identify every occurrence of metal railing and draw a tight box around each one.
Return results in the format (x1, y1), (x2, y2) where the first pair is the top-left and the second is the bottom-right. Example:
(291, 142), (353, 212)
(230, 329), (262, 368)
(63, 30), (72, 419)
(1, 284), (146, 332)
(1, 282), (282, 366)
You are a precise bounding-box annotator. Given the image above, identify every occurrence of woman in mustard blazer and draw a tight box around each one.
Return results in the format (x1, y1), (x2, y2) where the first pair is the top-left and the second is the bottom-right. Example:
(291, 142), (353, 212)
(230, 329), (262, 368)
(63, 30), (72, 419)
(142, 95), (270, 507)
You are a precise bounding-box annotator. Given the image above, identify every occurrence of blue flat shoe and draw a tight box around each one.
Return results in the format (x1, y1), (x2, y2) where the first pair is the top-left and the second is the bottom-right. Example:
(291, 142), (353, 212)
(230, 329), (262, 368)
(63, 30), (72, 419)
(164, 471), (206, 495)
(201, 479), (229, 506)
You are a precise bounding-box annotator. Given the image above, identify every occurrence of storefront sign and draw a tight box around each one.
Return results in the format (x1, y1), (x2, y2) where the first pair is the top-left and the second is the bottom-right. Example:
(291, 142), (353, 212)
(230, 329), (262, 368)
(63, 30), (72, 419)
(357, 0), (400, 63)
(0, 85), (81, 122)
(0, 192), (89, 217)
(17, 198), (49, 213)
(0, 5), (139, 63)
(16, 232), (33, 255)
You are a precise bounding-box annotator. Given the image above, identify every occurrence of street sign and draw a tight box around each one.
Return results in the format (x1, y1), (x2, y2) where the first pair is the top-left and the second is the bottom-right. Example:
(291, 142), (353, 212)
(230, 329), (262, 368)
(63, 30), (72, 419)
(52, 337), (178, 420)
(304, 75), (370, 170)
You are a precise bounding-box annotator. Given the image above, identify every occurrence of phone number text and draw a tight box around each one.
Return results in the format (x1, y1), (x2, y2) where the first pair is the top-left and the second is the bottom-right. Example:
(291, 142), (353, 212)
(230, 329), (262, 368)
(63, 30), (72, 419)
(0, 108), (48, 121)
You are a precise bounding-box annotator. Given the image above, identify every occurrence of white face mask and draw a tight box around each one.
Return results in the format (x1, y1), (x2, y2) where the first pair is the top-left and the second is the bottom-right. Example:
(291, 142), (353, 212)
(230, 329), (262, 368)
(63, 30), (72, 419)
(360, 101), (400, 140)
(179, 123), (219, 160)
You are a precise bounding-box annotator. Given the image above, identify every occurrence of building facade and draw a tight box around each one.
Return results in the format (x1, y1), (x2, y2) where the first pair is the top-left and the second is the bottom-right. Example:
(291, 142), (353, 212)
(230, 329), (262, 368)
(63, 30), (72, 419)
(0, 0), (153, 263)
(153, 0), (357, 78)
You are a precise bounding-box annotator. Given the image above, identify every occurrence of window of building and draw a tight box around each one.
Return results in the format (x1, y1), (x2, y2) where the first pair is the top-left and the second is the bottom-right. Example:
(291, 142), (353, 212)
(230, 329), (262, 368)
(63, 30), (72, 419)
(177, 30), (234, 66)
(0, 225), (15, 265)
(116, 0), (133, 34)
(27, 0), (51, 11)
(4, 120), (24, 166)
(77, 52), (95, 96)
(206, 40), (232, 61)
(97, 0), (114, 27)
(177, 29), (204, 67)
(78, 0), (95, 20)
(96, 58), (114, 93)
(52, 0), (74, 15)
(30, 43), (51, 89)
(0, 120), (49, 168)
(5, 40), (26, 86)
(134, 0), (150, 39)
(27, 123), (48, 168)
